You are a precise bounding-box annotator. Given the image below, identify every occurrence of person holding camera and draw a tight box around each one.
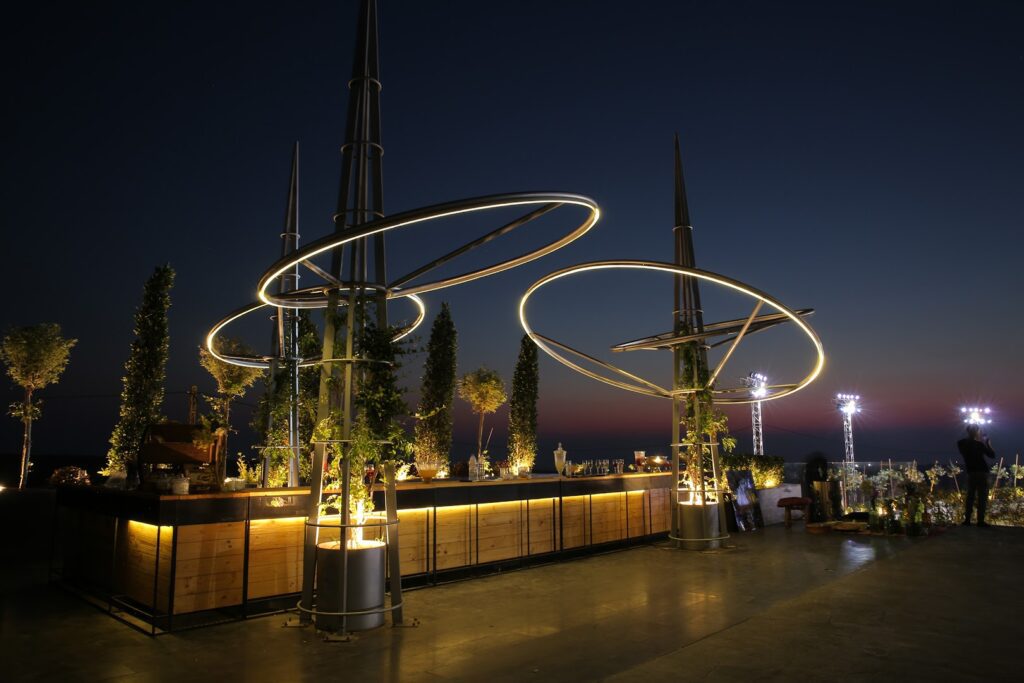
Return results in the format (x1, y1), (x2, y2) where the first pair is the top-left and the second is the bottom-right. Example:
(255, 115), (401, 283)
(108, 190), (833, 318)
(957, 424), (996, 527)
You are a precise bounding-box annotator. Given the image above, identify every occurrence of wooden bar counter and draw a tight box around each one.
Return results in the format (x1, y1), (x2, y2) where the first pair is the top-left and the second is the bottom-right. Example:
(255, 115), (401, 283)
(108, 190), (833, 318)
(54, 473), (671, 632)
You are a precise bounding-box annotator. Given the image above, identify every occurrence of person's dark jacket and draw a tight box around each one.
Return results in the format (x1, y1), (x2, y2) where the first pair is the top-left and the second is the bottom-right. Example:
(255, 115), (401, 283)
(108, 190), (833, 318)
(957, 438), (995, 472)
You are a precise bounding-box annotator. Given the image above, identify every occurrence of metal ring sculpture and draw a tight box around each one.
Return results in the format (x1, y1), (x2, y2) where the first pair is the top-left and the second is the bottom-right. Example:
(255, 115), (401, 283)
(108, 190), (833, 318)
(519, 260), (825, 404)
(207, 192), (600, 367)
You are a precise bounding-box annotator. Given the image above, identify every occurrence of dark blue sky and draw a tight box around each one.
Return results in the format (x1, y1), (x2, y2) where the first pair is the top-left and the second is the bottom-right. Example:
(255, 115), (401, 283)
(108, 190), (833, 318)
(2, 0), (1022, 472)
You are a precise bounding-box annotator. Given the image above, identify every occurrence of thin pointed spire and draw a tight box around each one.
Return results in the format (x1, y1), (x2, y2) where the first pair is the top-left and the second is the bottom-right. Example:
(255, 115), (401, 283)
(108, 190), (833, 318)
(673, 133), (706, 335)
(283, 141), (300, 258)
(674, 133), (692, 230)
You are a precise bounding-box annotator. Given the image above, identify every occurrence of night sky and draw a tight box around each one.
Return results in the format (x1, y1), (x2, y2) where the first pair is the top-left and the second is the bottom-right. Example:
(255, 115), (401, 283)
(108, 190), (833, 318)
(2, 0), (1022, 478)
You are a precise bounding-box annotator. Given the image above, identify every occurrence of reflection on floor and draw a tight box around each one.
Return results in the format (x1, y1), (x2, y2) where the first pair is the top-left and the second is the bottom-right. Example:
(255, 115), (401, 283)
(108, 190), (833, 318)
(3, 524), (1022, 682)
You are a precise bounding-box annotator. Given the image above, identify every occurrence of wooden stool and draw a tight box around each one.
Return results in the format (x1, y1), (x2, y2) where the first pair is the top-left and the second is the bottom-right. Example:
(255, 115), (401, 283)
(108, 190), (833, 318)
(778, 496), (812, 528)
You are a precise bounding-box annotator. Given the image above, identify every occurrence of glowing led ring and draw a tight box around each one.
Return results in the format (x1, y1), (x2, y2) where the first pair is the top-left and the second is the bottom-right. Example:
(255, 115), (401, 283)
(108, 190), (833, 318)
(258, 192), (600, 307)
(519, 260), (825, 404)
(205, 292), (425, 370)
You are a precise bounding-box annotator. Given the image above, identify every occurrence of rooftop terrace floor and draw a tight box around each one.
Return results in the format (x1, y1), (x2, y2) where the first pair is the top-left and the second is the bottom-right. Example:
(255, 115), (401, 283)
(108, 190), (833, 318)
(2, 522), (1020, 682)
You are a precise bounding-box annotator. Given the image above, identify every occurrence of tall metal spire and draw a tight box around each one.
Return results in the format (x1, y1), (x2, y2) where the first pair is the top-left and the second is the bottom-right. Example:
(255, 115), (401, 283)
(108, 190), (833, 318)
(670, 134), (725, 548)
(263, 143), (301, 486)
(282, 142), (302, 486)
(303, 0), (387, 625)
(333, 0), (386, 324)
(673, 133), (705, 341)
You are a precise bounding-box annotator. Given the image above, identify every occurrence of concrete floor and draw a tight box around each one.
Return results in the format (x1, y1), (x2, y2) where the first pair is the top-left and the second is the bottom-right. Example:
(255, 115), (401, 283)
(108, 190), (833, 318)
(2, 524), (1021, 682)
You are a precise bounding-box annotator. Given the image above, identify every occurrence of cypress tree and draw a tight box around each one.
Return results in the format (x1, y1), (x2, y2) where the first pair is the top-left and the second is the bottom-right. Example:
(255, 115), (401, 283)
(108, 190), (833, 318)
(508, 334), (539, 471)
(106, 265), (174, 472)
(414, 303), (457, 466)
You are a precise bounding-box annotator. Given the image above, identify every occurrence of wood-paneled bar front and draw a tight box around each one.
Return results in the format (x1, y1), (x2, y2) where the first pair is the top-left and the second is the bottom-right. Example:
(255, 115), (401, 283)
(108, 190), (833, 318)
(55, 473), (671, 633)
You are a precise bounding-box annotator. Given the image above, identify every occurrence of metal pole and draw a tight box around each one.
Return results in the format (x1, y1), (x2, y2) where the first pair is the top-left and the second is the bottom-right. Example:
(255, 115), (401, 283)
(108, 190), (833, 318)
(751, 400), (763, 455)
(282, 143), (301, 487)
(383, 461), (404, 624)
(842, 412), (854, 511)
(339, 454), (351, 636)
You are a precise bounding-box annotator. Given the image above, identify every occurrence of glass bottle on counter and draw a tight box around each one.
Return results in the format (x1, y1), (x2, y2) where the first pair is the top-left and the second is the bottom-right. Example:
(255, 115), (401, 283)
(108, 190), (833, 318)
(554, 443), (567, 476)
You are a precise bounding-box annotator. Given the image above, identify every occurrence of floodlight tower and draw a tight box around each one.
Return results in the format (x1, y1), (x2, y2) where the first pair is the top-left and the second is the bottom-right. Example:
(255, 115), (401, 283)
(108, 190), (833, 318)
(835, 393), (860, 510)
(961, 406), (993, 427)
(743, 372), (768, 455)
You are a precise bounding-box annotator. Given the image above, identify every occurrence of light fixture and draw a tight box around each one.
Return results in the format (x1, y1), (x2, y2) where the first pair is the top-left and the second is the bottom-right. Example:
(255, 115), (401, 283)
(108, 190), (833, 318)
(961, 406), (992, 425)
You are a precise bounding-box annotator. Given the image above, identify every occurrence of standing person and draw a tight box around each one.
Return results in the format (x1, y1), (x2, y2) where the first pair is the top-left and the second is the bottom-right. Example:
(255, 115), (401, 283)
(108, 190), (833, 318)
(957, 424), (996, 526)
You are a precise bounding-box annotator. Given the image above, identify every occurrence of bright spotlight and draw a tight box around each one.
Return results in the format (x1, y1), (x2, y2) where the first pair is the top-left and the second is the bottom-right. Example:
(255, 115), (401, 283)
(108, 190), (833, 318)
(961, 406), (992, 425)
(836, 393), (860, 415)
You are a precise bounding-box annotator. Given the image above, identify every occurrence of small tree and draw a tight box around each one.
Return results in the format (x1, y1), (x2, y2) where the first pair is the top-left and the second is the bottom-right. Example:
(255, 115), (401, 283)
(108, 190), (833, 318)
(107, 265), (175, 473)
(200, 338), (263, 485)
(1, 324), (76, 488)
(508, 334), (539, 472)
(458, 367), (506, 464)
(250, 311), (322, 487)
(414, 303), (457, 468)
(199, 338), (264, 436)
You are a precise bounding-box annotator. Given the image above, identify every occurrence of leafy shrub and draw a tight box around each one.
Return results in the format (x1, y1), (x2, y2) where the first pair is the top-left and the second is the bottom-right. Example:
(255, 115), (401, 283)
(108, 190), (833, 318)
(720, 453), (785, 489)
(49, 466), (91, 486)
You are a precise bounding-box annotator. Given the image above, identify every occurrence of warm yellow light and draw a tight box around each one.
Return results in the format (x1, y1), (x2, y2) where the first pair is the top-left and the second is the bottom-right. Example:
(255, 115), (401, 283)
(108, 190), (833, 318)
(207, 193), (599, 370)
(249, 516), (306, 528)
(257, 196), (600, 306)
(318, 539), (386, 551)
(205, 293), (426, 369)
(518, 260), (825, 404)
(126, 520), (174, 540)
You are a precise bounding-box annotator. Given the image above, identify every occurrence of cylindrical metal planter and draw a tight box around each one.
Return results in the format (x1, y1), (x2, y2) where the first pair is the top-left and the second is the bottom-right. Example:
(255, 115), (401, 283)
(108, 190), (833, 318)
(315, 540), (386, 632)
(678, 503), (725, 551)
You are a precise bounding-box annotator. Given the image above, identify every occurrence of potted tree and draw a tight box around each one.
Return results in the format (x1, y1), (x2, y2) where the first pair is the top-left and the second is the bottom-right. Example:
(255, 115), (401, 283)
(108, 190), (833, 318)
(678, 408), (735, 550)
(458, 367), (506, 476)
(508, 335), (539, 477)
(413, 304), (457, 482)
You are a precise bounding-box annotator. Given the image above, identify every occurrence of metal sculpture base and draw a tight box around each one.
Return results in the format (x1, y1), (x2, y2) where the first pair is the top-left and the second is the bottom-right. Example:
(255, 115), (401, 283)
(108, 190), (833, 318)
(315, 541), (386, 632)
(675, 503), (727, 551)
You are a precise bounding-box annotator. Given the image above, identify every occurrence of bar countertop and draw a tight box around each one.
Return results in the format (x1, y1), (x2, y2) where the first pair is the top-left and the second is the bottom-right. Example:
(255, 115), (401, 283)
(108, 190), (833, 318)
(55, 472), (673, 526)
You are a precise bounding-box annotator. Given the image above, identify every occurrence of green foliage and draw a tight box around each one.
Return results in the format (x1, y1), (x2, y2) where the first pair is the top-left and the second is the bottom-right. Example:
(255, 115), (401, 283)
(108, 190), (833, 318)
(680, 407), (736, 493)
(508, 334), (539, 471)
(720, 453), (785, 489)
(458, 367), (506, 461)
(2, 323), (77, 488)
(199, 337), (264, 422)
(252, 311), (322, 485)
(414, 303), (457, 467)
(355, 323), (410, 462)
(191, 414), (227, 449)
(1, 323), (77, 391)
(107, 266), (174, 473)
(315, 412), (383, 519)
(458, 367), (506, 415)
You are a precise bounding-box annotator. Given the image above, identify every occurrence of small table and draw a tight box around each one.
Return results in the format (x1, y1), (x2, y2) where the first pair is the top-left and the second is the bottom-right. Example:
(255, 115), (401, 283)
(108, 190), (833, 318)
(778, 496), (812, 528)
